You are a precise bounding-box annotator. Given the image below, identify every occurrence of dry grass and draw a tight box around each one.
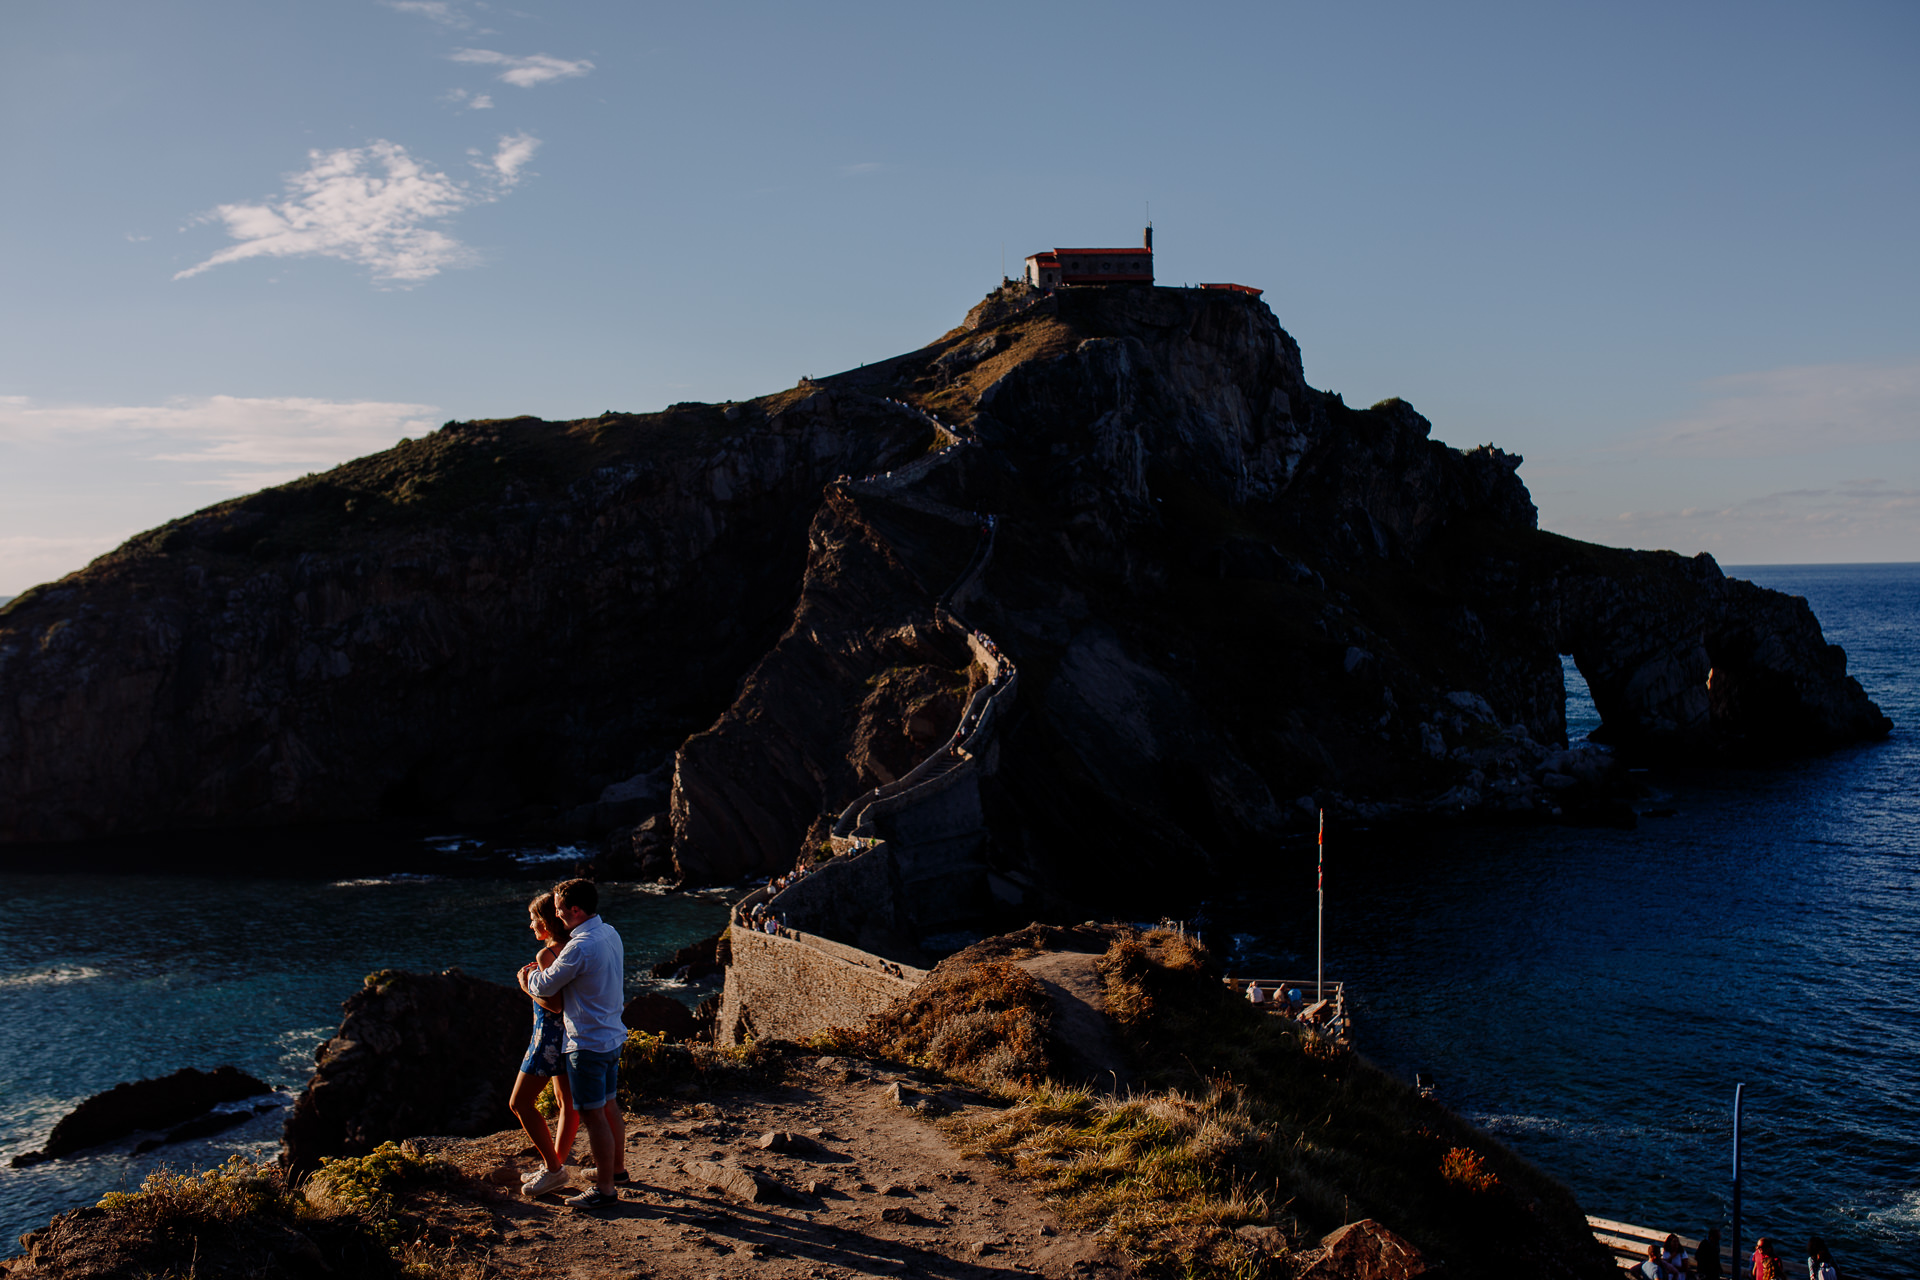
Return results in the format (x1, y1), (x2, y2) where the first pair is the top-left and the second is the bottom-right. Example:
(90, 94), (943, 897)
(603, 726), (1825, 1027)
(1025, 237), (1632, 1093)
(929, 929), (1614, 1280)
(48, 1146), (499, 1280)
(812, 958), (1058, 1089)
(957, 1082), (1280, 1279)
(62, 1154), (410, 1278)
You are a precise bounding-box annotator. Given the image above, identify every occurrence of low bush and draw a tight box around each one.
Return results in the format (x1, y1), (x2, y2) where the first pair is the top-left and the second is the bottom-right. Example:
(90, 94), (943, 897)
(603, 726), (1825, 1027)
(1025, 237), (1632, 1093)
(618, 1029), (780, 1105)
(308, 1141), (451, 1245)
(812, 958), (1058, 1089)
(54, 1154), (407, 1279)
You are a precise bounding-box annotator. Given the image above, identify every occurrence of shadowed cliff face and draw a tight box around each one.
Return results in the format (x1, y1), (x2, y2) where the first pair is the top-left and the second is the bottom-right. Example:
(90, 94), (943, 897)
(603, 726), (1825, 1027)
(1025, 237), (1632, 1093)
(0, 395), (936, 843)
(0, 286), (1889, 898)
(664, 286), (1889, 898)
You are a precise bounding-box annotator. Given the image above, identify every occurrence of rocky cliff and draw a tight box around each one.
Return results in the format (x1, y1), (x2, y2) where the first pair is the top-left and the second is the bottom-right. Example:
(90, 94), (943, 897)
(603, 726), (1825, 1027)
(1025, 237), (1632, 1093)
(0, 393), (935, 843)
(280, 967), (526, 1174)
(0, 284), (1888, 914)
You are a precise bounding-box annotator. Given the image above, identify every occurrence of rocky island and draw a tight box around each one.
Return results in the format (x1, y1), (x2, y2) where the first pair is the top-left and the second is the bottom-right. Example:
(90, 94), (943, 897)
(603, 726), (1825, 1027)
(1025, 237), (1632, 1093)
(0, 282), (1888, 918)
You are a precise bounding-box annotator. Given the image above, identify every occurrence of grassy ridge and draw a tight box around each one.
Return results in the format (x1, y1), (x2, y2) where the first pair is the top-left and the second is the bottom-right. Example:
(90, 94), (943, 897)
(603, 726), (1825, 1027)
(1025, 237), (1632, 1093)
(823, 927), (1615, 1280)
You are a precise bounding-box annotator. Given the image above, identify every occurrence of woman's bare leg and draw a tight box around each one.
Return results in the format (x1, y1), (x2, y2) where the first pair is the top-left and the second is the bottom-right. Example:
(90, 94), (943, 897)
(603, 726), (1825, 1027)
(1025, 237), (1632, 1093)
(508, 1072), (562, 1171)
(551, 1073), (581, 1164)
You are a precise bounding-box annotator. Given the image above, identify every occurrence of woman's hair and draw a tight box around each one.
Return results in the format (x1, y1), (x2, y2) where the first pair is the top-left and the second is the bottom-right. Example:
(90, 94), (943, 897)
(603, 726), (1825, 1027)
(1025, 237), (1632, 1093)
(1808, 1237), (1830, 1263)
(530, 891), (571, 947)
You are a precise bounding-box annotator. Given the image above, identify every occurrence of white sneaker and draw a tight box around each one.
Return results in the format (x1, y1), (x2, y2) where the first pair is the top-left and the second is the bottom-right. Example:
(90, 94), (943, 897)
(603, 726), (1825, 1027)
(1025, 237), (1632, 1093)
(523, 1166), (573, 1197)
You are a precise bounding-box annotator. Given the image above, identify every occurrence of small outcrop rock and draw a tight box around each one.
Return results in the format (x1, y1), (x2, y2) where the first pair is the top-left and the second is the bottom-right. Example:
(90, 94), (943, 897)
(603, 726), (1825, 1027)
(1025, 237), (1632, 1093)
(686, 1159), (790, 1203)
(281, 968), (525, 1174)
(754, 1129), (822, 1154)
(621, 991), (700, 1040)
(1294, 1219), (1431, 1279)
(10, 1065), (271, 1166)
(646, 929), (725, 981)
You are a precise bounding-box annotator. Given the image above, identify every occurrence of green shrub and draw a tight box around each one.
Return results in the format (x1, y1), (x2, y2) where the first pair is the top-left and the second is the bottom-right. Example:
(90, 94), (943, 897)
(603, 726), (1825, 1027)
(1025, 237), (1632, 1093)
(308, 1141), (448, 1245)
(98, 1153), (299, 1223)
(618, 1030), (776, 1106)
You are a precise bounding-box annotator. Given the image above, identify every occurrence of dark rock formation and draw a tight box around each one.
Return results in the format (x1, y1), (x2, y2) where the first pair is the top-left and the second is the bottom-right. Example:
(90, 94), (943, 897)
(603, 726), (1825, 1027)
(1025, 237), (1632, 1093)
(9, 1065), (271, 1166)
(647, 930), (726, 981)
(661, 285), (1888, 908)
(281, 968), (525, 1174)
(0, 285), (1887, 922)
(0, 396), (935, 844)
(622, 991), (700, 1040)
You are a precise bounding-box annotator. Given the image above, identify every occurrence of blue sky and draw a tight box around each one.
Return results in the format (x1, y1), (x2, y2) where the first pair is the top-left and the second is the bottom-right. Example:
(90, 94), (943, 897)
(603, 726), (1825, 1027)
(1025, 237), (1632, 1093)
(2, 0), (1917, 594)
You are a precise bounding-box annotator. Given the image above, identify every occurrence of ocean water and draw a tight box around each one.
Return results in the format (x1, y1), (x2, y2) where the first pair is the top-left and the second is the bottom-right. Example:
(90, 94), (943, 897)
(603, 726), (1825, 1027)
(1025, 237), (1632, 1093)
(0, 868), (729, 1252)
(2, 565), (1913, 1273)
(1220, 563), (1920, 1278)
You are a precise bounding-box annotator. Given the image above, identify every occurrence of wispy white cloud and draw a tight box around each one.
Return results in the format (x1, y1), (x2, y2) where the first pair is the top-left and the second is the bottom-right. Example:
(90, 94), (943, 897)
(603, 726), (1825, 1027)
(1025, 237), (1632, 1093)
(444, 87), (494, 110)
(173, 137), (538, 286)
(1596, 479), (1920, 559)
(380, 0), (470, 28)
(839, 161), (884, 176)
(449, 47), (593, 88)
(0, 394), (442, 490)
(478, 131), (538, 186)
(1629, 359), (1920, 459)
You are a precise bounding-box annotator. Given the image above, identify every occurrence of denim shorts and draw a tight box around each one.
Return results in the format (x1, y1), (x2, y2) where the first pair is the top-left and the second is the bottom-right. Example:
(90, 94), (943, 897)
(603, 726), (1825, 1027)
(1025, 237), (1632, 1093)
(565, 1046), (620, 1110)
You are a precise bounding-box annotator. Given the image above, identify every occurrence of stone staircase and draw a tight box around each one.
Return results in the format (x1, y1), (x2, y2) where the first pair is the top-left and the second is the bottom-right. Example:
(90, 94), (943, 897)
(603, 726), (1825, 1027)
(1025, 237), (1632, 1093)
(735, 395), (1019, 963)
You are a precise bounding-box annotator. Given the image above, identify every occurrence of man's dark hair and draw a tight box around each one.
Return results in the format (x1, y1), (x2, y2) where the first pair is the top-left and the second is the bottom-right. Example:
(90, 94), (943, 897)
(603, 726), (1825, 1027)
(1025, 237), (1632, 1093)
(553, 878), (599, 916)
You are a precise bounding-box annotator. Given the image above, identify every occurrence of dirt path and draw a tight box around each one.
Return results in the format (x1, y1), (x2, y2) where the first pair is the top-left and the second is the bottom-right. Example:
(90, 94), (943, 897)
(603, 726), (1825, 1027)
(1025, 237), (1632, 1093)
(1012, 952), (1129, 1091)
(426, 1056), (1132, 1280)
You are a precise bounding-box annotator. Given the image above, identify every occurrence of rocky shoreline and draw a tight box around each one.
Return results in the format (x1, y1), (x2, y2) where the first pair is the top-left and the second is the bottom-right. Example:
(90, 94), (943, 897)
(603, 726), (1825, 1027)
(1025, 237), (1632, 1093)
(5, 926), (1620, 1280)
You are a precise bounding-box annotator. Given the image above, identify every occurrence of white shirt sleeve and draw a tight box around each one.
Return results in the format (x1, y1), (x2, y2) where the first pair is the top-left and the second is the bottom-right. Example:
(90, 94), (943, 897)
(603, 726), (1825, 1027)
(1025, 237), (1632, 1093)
(526, 937), (584, 998)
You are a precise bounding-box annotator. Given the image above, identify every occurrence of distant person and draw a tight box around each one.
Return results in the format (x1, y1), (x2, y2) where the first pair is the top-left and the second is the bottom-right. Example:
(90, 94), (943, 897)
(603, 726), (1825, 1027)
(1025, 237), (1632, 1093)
(1697, 1227), (1723, 1280)
(508, 892), (581, 1199)
(1751, 1237), (1783, 1280)
(524, 877), (627, 1210)
(1286, 987), (1304, 1014)
(1806, 1236), (1837, 1280)
(1247, 981), (1270, 1006)
(1663, 1232), (1692, 1278)
(1633, 1243), (1664, 1280)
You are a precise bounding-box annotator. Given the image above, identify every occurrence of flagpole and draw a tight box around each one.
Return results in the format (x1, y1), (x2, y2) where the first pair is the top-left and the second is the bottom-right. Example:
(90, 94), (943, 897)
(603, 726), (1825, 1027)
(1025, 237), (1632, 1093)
(1731, 1083), (1744, 1278)
(1316, 808), (1325, 1003)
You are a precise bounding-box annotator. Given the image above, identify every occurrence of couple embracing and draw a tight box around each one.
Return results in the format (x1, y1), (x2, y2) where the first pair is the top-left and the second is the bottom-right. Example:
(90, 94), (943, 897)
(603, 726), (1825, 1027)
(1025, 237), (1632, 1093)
(507, 877), (626, 1208)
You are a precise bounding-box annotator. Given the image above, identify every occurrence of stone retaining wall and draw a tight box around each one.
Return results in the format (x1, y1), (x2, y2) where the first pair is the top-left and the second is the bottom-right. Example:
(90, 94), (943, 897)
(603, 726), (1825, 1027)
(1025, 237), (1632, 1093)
(715, 926), (927, 1045)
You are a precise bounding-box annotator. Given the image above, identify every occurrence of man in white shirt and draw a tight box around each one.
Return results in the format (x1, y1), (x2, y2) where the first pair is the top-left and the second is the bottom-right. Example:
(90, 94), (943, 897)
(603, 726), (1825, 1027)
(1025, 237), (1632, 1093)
(524, 877), (626, 1208)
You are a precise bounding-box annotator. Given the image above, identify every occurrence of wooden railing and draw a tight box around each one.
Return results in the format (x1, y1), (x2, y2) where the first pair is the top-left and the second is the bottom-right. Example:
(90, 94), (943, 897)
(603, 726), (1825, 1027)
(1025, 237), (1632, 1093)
(1586, 1216), (1731, 1273)
(1224, 977), (1351, 1045)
